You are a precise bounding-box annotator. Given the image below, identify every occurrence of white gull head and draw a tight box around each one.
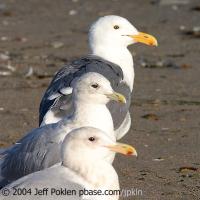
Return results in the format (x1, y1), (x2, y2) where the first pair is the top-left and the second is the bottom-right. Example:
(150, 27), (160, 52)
(89, 15), (158, 90)
(72, 72), (126, 105)
(61, 127), (137, 197)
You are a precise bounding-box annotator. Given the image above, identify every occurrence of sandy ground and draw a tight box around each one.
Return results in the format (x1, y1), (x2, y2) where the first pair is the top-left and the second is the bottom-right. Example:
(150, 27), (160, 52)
(0, 0), (200, 199)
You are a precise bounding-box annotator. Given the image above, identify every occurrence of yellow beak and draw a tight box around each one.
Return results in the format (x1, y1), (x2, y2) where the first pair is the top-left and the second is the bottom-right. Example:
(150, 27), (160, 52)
(105, 92), (126, 104)
(130, 32), (158, 46)
(106, 143), (137, 156)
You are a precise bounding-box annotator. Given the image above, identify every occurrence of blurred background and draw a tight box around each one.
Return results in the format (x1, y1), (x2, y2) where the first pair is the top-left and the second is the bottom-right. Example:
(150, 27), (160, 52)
(0, 0), (199, 199)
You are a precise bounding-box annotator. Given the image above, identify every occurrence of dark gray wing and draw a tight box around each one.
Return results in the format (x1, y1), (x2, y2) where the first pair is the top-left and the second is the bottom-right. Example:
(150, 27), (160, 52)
(39, 55), (131, 129)
(0, 149), (6, 154)
(0, 123), (63, 188)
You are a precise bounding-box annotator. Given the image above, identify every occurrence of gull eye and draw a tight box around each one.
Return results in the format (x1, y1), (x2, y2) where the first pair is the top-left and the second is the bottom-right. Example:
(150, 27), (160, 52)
(91, 83), (99, 89)
(113, 25), (119, 30)
(88, 137), (95, 142)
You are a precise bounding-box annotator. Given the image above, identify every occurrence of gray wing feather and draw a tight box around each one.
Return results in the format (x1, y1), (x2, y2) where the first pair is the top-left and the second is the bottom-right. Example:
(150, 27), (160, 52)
(0, 123), (62, 187)
(115, 112), (131, 140)
(107, 80), (131, 129)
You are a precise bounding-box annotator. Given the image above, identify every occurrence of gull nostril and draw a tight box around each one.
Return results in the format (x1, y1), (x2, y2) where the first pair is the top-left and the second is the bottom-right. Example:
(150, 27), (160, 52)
(144, 36), (149, 38)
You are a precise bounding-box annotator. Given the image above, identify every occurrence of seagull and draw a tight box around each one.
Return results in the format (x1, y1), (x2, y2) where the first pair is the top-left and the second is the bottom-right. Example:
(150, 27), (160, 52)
(1, 127), (137, 200)
(39, 15), (158, 140)
(0, 72), (126, 188)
